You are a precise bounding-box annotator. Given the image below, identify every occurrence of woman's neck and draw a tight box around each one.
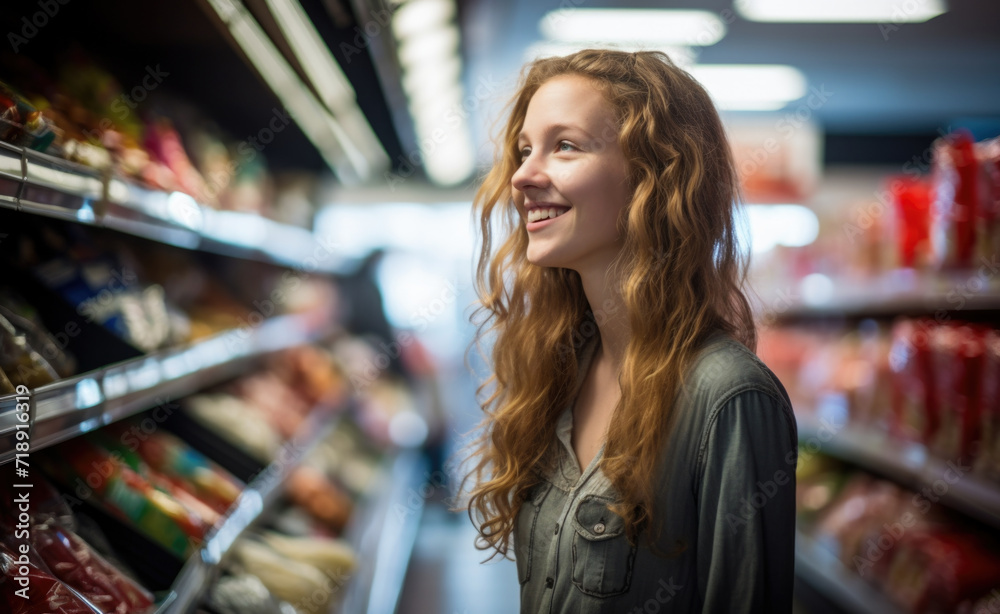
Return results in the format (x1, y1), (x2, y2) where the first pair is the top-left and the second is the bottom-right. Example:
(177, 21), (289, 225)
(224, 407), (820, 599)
(576, 261), (629, 375)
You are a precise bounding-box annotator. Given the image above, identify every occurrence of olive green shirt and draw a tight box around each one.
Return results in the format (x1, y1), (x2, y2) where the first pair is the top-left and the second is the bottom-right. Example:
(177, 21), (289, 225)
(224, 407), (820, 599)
(513, 331), (798, 613)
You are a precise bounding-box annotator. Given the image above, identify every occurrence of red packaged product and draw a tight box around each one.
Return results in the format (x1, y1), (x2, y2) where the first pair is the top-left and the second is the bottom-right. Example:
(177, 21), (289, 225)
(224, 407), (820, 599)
(889, 318), (939, 445)
(931, 130), (979, 269)
(975, 329), (1000, 482)
(0, 542), (96, 614)
(889, 175), (934, 268)
(975, 137), (1000, 261)
(883, 530), (1000, 613)
(33, 520), (155, 613)
(930, 322), (986, 462)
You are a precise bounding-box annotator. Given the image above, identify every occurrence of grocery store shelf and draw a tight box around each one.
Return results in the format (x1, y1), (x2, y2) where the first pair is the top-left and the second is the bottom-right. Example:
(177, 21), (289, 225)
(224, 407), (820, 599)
(154, 402), (345, 613)
(760, 269), (1000, 320)
(794, 529), (906, 614)
(797, 415), (1000, 530)
(340, 448), (429, 614)
(0, 312), (328, 465)
(0, 141), (355, 273)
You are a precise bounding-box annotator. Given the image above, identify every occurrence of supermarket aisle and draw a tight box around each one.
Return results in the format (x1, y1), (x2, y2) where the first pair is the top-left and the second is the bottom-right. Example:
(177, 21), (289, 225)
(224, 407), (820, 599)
(398, 500), (519, 614)
(398, 338), (521, 614)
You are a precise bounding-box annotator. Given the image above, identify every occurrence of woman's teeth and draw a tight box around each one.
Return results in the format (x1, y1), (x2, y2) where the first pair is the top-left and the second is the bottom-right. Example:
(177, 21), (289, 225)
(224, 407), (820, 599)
(527, 207), (568, 223)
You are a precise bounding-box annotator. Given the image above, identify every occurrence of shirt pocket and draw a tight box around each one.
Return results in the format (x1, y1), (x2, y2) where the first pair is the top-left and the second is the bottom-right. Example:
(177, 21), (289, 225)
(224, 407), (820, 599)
(514, 481), (553, 586)
(570, 494), (636, 598)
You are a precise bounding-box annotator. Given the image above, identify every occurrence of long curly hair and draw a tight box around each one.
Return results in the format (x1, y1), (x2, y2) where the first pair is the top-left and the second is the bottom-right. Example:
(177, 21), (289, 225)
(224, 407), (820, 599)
(458, 49), (756, 557)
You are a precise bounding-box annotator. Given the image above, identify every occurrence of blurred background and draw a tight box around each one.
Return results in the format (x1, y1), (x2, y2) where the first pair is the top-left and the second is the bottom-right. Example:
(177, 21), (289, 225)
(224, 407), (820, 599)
(0, 0), (998, 613)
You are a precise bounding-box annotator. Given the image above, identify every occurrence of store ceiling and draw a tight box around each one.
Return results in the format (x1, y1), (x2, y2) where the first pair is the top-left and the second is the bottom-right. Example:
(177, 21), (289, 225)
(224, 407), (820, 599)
(2, 0), (997, 182)
(457, 0), (1000, 164)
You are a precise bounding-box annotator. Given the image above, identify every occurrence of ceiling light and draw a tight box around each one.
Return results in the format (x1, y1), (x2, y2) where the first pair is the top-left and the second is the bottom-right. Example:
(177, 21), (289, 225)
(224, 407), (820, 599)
(393, 0), (455, 40)
(402, 57), (462, 98)
(397, 24), (461, 68)
(204, 0), (388, 183)
(263, 0), (356, 109)
(422, 132), (475, 186)
(735, 0), (946, 22)
(539, 9), (726, 46)
(689, 65), (807, 110)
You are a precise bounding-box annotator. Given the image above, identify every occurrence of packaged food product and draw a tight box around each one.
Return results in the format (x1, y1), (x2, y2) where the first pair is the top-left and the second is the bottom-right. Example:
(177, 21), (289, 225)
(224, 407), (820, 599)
(974, 329), (1000, 482)
(0, 80), (56, 151)
(888, 174), (933, 268)
(0, 298), (76, 378)
(0, 310), (60, 388)
(930, 130), (979, 269)
(258, 531), (356, 579)
(39, 438), (201, 557)
(285, 466), (353, 531)
(883, 530), (1000, 613)
(0, 543), (96, 614)
(183, 393), (282, 463)
(204, 574), (288, 614)
(105, 423), (243, 514)
(976, 137), (1000, 260)
(229, 538), (332, 614)
(889, 318), (939, 445)
(33, 520), (155, 613)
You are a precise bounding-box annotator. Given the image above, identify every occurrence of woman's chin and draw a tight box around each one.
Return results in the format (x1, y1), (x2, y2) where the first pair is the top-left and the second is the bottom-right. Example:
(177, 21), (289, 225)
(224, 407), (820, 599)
(526, 248), (564, 269)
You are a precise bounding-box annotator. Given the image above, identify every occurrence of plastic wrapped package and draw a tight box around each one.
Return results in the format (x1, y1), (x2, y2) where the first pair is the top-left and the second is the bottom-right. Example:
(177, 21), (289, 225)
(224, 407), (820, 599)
(0, 474), (155, 614)
(975, 329), (1000, 483)
(0, 543), (97, 614)
(889, 174), (934, 269)
(882, 530), (1000, 613)
(0, 290), (77, 378)
(0, 80), (56, 151)
(103, 423), (243, 514)
(229, 539), (332, 614)
(930, 131), (979, 269)
(183, 393), (282, 463)
(38, 438), (203, 557)
(889, 318), (939, 445)
(285, 465), (353, 531)
(0, 309), (60, 388)
(930, 324), (987, 464)
(975, 136), (1000, 261)
(32, 520), (155, 613)
(204, 574), (292, 614)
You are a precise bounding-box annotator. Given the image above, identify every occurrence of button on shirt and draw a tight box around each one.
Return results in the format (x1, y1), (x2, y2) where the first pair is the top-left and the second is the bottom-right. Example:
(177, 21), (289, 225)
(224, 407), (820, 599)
(513, 331), (798, 613)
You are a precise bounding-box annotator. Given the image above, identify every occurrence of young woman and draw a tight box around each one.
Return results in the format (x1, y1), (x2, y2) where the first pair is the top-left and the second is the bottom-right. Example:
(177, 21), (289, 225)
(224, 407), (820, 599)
(460, 49), (798, 613)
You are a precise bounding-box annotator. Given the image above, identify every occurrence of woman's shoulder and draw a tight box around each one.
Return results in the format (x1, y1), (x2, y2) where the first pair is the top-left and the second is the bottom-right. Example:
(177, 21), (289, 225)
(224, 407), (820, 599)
(682, 331), (791, 414)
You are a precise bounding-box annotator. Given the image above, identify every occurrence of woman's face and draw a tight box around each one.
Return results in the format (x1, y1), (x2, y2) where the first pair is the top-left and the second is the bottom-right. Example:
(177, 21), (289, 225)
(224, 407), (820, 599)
(512, 74), (631, 273)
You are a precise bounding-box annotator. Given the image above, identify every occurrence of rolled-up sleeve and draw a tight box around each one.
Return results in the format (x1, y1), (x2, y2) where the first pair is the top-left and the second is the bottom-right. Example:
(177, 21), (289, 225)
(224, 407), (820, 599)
(694, 388), (798, 614)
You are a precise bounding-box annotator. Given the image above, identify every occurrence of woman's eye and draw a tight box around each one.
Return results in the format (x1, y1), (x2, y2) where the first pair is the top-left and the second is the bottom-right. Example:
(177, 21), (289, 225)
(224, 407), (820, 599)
(557, 141), (577, 152)
(519, 147), (530, 160)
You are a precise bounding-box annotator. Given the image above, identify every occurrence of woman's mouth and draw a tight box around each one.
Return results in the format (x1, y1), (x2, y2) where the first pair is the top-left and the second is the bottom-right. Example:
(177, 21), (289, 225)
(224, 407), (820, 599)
(526, 206), (570, 231)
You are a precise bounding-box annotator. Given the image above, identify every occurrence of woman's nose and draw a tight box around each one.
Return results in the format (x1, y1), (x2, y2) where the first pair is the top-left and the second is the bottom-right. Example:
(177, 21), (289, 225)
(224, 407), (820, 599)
(511, 153), (550, 193)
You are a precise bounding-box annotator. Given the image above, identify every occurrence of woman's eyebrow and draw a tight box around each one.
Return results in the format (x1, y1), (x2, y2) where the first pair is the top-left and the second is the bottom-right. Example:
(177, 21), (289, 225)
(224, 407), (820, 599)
(518, 123), (597, 142)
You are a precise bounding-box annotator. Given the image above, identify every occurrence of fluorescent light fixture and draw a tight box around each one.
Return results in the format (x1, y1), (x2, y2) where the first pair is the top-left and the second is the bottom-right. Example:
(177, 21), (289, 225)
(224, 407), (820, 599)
(523, 41), (696, 66)
(422, 129), (476, 186)
(735, 0), (946, 23)
(263, 0), (355, 107)
(402, 57), (462, 99)
(263, 0), (388, 173)
(689, 65), (807, 110)
(539, 9), (726, 46)
(398, 24), (461, 68)
(741, 204), (820, 253)
(393, 0), (455, 40)
(203, 0), (387, 183)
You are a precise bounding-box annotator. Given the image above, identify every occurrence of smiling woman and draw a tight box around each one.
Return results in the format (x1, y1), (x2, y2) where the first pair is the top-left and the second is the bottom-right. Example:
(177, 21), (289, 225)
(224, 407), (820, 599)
(457, 49), (798, 614)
